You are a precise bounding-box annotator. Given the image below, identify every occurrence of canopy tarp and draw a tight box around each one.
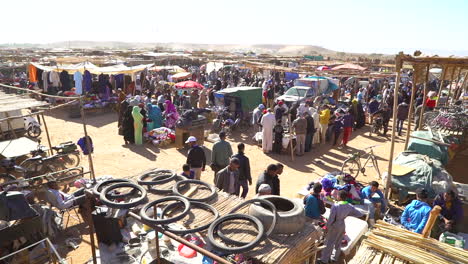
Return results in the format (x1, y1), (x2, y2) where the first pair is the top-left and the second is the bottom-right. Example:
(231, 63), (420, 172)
(30, 62), (153, 75)
(332, 63), (366, 71)
(391, 152), (453, 198)
(31, 61), (98, 74)
(171, 72), (192, 80)
(215, 87), (262, 113)
(149, 65), (186, 73)
(175, 81), (203, 89)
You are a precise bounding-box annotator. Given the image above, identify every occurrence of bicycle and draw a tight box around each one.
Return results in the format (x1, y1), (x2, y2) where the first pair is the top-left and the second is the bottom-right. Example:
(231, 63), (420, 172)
(341, 145), (381, 179)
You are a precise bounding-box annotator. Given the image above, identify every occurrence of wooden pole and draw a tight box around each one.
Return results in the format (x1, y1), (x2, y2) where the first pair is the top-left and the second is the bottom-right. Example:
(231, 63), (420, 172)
(418, 65), (430, 130)
(153, 205), (161, 264)
(289, 113), (294, 161)
(404, 73), (418, 150)
(79, 97), (96, 181)
(447, 67), (458, 103)
(84, 190), (98, 264)
(457, 71), (468, 100)
(41, 113), (54, 156)
(435, 68), (447, 107)
(422, 205), (442, 238)
(384, 54), (402, 199)
(5, 113), (17, 139)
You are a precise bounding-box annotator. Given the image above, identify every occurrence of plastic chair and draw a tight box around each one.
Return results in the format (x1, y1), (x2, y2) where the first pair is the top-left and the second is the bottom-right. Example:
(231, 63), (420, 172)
(44, 189), (82, 229)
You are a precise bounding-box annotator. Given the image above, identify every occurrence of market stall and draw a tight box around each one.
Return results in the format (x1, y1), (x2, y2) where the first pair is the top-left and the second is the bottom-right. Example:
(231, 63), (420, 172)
(87, 169), (324, 264)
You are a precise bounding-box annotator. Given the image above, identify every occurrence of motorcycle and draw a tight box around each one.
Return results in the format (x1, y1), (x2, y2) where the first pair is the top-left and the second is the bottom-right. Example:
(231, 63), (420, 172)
(370, 116), (383, 136)
(24, 115), (41, 138)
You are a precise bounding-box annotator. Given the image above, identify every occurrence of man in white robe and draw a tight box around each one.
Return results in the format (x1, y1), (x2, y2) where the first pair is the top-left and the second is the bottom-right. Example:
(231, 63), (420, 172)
(261, 109), (276, 153)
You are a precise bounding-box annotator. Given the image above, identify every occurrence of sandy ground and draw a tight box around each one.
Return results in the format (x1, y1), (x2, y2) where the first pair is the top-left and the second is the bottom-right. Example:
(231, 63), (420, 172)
(42, 109), (409, 263)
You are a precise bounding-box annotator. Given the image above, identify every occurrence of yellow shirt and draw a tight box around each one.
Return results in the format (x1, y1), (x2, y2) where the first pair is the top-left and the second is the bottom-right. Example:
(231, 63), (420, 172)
(319, 109), (331, 125)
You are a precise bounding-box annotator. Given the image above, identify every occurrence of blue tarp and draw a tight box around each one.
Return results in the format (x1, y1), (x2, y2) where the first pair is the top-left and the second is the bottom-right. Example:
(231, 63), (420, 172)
(285, 72), (299, 81)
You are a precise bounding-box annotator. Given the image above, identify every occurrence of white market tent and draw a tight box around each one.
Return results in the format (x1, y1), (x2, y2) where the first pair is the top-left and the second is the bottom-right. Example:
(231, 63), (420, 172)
(30, 62), (154, 75)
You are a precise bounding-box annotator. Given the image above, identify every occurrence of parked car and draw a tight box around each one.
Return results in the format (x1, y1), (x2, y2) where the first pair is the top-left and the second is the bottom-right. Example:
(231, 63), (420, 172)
(276, 86), (318, 106)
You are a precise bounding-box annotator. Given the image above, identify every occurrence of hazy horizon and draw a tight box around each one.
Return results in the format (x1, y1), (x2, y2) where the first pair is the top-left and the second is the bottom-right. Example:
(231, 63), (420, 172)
(1, 0), (467, 56)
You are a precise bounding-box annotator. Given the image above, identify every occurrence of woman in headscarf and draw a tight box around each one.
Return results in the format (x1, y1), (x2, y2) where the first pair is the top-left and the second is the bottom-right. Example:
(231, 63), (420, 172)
(146, 102), (163, 131)
(138, 103), (147, 131)
(356, 101), (366, 129)
(163, 100), (179, 129)
(122, 105), (135, 144)
(132, 106), (144, 145)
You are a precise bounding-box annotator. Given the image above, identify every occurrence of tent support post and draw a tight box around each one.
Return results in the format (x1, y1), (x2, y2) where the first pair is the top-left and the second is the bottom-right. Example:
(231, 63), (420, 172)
(418, 65), (430, 130)
(447, 67), (458, 102)
(41, 113), (54, 156)
(289, 114), (294, 161)
(436, 68), (447, 107)
(79, 97), (96, 181)
(384, 54), (402, 199)
(404, 76), (417, 150)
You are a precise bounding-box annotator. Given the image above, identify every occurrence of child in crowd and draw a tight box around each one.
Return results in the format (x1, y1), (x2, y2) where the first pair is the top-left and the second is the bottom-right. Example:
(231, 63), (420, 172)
(181, 164), (195, 179)
(318, 190), (364, 264)
(304, 182), (326, 219)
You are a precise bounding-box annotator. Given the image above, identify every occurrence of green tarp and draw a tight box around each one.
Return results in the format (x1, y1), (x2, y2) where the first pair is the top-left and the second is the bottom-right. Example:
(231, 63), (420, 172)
(215, 87), (262, 113)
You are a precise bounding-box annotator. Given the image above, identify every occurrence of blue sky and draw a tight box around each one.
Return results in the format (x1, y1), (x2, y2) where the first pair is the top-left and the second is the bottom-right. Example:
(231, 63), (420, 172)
(1, 0), (467, 55)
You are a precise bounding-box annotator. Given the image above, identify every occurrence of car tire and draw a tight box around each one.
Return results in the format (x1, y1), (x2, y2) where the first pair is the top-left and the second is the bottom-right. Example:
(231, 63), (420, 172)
(248, 195), (305, 234)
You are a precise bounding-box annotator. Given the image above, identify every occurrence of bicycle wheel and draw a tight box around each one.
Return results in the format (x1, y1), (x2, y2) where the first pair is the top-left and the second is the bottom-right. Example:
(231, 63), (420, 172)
(56, 168), (83, 183)
(62, 152), (80, 167)
(20, 159), (43, 176)
(341, 158), (361, 178)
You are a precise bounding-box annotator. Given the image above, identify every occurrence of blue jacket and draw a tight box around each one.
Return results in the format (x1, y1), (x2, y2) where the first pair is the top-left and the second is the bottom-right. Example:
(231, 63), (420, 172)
(401, 200), (431, 234)
(360, 186), (384, 203)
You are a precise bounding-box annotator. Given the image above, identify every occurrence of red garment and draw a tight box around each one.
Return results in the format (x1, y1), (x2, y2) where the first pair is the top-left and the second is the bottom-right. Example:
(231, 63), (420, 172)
(425, 98), (436, 108)
(342, 127), (352, 145)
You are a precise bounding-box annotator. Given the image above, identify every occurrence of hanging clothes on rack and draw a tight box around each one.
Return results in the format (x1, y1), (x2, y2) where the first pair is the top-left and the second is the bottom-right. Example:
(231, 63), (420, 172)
(28, 64), (38, 83)
(74, 71), (83, 95)
(42, 71), (49, 92)
(59, 70), (71, 92)
(83, 70), (92, 93)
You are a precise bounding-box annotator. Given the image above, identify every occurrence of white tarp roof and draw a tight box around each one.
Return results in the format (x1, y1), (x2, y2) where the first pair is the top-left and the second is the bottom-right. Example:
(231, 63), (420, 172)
(31, 62), (153, 75)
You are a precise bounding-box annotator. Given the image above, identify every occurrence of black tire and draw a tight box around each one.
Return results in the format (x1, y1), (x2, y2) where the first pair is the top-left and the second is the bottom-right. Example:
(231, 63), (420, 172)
(217, 198), (277, 245)
(140, 196), (190, 225)
(20, 159), (42, 175)
(100, 182), (147, 209)
(160, 201), (219, 235)
(138, 169), (176, 186)
(341, 159), (360, 177)
(27, 126), (41, 138)
(172, 179), (217, 202)
(248, 195), (305, 234)
(207, 214), (264, 254)
(147, 175), (188, 194)
(93, 179), (132, 197)
(62, 152), (80, 167)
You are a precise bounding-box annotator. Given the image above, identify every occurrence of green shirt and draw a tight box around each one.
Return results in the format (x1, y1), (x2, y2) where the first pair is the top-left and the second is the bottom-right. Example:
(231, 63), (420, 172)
(211, 140), (233, 167)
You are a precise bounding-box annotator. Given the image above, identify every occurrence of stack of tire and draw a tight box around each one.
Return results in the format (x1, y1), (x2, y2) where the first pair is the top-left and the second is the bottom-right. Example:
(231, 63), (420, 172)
(94, 169), (306, 255)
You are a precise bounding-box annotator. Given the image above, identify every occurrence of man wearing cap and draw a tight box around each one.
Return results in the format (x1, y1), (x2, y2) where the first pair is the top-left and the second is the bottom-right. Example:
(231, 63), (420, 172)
(257, 184), (272, 196)
(215, 158), (240, 195)
(260, 109), (276, 153)
(186, 136), (206, 180)
(252, 104), (265, 132)
(211, 132), (233, 181)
